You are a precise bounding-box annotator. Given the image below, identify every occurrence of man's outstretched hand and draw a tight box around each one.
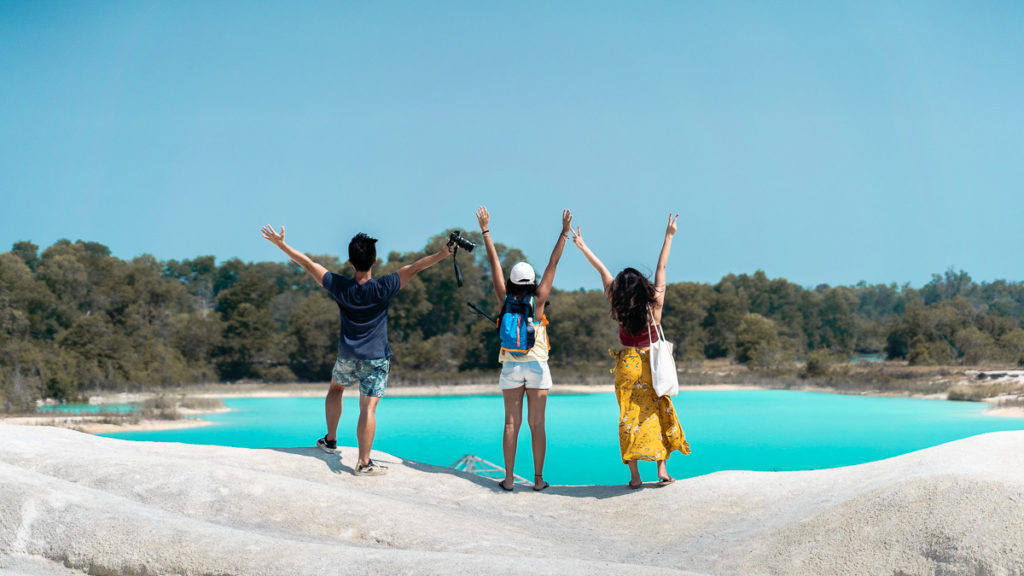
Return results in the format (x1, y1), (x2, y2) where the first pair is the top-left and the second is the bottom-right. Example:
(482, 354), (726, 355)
(261, 225), (286, 248)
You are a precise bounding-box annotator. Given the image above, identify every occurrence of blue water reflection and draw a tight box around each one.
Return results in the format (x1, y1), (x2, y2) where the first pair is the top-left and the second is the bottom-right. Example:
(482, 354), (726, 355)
(102, 390), (1024, 485)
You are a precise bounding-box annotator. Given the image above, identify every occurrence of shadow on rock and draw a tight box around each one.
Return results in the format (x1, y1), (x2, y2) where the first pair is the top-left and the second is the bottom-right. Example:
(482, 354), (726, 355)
(398, 457), (638, 499)
(269, 447), (353, 474)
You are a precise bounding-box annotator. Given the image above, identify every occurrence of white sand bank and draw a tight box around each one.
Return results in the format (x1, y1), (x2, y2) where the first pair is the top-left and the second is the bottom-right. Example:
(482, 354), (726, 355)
(1, 415), (215, 434)
(984, 406), (1024, 418)
(2, 424), (1023, 575)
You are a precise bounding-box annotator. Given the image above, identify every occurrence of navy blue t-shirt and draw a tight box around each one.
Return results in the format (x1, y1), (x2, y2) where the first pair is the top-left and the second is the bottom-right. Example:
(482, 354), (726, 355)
(321, 271), (401, 360)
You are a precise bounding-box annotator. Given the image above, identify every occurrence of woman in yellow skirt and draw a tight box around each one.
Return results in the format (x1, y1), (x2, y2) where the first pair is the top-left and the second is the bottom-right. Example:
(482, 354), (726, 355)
(571, 214), (690, 488)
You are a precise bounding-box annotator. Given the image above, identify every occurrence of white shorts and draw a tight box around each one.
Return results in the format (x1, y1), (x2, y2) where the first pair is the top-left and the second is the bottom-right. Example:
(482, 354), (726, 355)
(498, 360), (553, 390)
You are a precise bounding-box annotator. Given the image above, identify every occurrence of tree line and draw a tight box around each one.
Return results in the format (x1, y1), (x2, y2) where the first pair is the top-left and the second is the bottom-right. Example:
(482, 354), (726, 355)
(2, 233), (1024, 411)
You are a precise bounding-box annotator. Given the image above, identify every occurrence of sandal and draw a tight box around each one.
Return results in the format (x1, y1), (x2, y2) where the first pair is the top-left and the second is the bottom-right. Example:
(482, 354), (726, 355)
(533, 475), (549, 492)
(628, 479), (643, 490)
(497, 479), (514, 492)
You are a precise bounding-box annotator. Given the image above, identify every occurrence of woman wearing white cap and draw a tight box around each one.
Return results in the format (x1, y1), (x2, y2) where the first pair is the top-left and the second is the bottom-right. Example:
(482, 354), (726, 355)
(476, 206), (573, 492)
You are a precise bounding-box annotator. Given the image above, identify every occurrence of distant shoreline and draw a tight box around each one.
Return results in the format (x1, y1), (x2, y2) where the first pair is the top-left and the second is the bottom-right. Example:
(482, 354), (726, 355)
(2, 414), (218, 435)
(185, 382), (760, 399)
(5, 371), (1023, 434)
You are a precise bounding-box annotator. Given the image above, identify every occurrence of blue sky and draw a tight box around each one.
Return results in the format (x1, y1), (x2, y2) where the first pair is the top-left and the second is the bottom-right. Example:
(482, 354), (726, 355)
(2, 1), (1022, 291)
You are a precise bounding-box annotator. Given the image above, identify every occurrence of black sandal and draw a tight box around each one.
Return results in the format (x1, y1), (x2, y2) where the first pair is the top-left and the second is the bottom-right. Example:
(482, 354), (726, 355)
(533, 475), (549, 491)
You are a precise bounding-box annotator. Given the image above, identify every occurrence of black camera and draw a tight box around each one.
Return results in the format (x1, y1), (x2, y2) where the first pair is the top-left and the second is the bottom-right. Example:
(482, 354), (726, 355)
(447, 231), (476, 252)
(446, 231), (475, 288)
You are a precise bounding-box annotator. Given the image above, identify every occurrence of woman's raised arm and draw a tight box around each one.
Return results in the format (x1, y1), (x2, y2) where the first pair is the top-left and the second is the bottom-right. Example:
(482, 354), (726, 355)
(651, 213), (678, 322)
(476, 206), (506, 303)
(571, 225), (614, 298)
(535, 209), (573, 308)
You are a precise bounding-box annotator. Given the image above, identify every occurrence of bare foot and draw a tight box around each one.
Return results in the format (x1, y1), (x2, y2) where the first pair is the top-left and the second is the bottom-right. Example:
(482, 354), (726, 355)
(656, 461), (674, 485)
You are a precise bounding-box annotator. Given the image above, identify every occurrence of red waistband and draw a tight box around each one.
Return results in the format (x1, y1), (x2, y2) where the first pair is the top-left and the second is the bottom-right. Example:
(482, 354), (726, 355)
(618, 325), (659, 347)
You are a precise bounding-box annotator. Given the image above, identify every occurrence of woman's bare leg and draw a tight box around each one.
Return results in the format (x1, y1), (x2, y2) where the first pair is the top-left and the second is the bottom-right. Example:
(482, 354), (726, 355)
(627, 460), (642, 489)
(526, 388), (549, 490)
(500, 387), (525, 490)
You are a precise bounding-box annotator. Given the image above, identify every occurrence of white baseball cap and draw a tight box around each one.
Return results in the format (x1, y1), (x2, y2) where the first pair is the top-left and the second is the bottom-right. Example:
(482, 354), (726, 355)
(509, 262), (536, 285)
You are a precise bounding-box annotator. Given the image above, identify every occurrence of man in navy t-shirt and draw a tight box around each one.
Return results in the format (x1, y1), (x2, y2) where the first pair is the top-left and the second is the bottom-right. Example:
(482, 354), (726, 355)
(262, 225), (452, 476)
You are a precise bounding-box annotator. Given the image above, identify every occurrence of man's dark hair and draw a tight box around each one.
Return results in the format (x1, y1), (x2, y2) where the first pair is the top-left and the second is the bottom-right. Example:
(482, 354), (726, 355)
(348, 233), (378, 272)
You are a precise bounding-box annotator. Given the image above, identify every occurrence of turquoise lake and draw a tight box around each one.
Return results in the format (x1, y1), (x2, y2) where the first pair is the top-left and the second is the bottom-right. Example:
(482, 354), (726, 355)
(101, 390), (1024, 486)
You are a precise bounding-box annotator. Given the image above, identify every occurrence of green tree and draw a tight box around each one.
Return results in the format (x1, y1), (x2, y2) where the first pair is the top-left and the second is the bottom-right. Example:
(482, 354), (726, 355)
(854, 281), (903, 321)
(57, 314), (132, 388)
(35, 243), (90, 328)
(735, 313), (787, 369)
(10, 241), (39, 271)
(953, 327), (997, 366)
(286, 293), (338, 380)
(801, 348), (838, 378)
(164, 255), (219, 311)
(921, 268), (977, 305)
(997, 329), (1024, 366)
(703, 278), (748, 359)
(216, 303), (283, 380)
(662, 282), (712, 363)
(215, 267), (281, 318)
(818, 287), (859, 354)
(120, 255), (192, 336)
(908, 338), (956, 366)
(0, 253), (58, 340)
(546, 289), (618, 367)
(168, 312), (223, 378)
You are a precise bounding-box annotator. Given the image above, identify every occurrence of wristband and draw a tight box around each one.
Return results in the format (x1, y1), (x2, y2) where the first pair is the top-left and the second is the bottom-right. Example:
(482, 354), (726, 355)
(482, 230), (490, 235)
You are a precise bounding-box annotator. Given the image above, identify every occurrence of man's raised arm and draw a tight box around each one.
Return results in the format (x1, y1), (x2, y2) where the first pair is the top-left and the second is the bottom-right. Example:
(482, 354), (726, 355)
(396, 243), (454, 288)
(261, 225), (328, 285)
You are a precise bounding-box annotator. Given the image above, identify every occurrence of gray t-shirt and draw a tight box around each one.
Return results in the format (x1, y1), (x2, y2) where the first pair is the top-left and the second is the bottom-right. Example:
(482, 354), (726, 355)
(321, 271), (401, 360)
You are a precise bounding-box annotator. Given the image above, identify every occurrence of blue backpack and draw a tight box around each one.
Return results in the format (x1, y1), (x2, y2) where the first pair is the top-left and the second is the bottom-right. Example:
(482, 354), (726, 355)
(497, 296), (536, 356)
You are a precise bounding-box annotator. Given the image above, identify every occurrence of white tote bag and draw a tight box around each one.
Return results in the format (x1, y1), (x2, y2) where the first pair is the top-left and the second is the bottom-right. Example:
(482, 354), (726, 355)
(647, 320), (679, 397)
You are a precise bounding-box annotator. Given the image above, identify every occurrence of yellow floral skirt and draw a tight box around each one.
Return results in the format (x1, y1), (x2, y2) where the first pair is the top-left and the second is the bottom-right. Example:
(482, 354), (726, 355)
(611, 348), (691, 462)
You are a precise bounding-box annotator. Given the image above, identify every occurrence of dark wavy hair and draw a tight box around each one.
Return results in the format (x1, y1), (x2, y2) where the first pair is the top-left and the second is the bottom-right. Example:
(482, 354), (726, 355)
(348, 233), (377, 272)
(610, 267), (655, 335)
(505, 279), (537, 299)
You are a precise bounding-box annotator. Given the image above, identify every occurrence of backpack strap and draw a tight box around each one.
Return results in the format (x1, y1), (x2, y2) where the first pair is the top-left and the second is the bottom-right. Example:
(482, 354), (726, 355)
(497, 296), (512, 327)
(500, 295), (535, 315)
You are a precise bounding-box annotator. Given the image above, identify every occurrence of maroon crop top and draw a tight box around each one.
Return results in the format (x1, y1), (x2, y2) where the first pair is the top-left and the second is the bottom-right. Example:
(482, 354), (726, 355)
(618, 325), (659, 347)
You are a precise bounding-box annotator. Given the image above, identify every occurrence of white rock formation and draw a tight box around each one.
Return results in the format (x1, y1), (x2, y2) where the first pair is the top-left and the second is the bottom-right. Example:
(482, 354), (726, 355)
(2, 424), (1023, 575)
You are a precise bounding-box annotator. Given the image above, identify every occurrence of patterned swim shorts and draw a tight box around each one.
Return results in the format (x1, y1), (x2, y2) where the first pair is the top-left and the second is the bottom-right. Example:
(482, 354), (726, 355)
(330, 356), (391, 397)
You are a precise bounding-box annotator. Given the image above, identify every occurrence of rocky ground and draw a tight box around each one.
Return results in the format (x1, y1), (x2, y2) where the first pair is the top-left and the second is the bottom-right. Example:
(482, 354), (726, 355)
(2, 423), (1023, 575)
